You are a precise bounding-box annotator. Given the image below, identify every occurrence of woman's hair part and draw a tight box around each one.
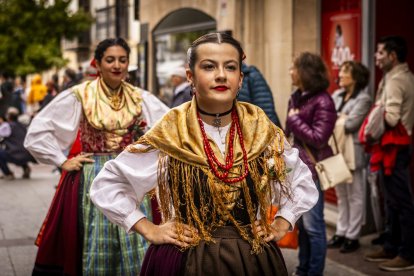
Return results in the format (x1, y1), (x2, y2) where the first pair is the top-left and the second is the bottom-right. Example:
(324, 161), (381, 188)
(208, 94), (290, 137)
(187, 32), (245, 72)
(94, 38), (131, 62)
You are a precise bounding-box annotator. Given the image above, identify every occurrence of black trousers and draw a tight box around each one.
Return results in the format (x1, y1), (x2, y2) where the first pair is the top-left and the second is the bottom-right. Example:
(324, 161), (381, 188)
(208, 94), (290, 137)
(383, 146), (414, 262)
(0, 149), (29, 175)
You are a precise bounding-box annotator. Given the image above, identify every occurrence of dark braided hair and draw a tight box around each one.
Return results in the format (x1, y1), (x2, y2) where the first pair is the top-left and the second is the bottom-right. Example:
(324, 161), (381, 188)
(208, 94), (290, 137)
(94, 38), (130, 62)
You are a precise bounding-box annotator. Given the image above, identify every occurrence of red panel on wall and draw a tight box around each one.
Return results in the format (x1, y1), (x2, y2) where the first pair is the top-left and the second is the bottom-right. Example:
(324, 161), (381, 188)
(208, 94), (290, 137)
(321, 8), (361, 93)
(321, 0), (362, 204)
(374, 0), (414, 94)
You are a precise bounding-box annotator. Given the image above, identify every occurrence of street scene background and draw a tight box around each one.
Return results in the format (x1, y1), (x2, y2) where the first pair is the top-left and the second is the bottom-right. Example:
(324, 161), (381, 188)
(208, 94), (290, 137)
(1, 0), (414, 275)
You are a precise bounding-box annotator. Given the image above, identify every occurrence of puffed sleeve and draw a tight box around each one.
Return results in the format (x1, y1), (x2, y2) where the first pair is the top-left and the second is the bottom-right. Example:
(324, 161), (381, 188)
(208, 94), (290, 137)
(140, 90), (170, 127)
(90, 144), (160, 233)
(271, 139), (318, 228)
(24, 89), (82, 167)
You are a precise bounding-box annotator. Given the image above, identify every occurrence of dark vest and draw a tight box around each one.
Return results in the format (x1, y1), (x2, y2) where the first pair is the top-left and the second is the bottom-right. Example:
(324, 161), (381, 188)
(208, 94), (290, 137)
(171, 85), (192, 108)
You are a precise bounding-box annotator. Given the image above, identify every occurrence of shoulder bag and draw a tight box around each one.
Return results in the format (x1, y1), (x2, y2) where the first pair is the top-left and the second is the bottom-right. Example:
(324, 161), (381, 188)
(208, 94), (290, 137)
(302, 135), (353, 191)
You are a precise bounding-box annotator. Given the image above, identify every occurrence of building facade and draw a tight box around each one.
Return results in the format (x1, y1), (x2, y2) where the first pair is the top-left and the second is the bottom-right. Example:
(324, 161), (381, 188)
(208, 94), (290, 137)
(60, 0), (414, 230)
(62, 0), (141, 82)
(62, 0), (321, 123)
(62, 0), (414, 125)
(139, 0), (321, 124)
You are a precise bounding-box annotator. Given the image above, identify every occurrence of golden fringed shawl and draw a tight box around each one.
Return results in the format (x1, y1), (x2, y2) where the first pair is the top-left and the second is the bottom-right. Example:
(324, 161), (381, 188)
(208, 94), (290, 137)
(129, 97), (289, 254)
(72, 78), (143, 151)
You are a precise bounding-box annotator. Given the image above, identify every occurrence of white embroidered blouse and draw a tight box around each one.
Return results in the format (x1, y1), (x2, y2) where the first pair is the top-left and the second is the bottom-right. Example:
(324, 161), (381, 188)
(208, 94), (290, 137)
(90, 123), (319, 233)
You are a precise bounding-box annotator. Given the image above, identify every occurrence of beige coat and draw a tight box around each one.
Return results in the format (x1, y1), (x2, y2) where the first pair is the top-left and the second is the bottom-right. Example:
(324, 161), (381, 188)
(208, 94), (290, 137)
(330, 114), (355, 170)
(332, 89), (372, 170)
(378, 63), (414, 135)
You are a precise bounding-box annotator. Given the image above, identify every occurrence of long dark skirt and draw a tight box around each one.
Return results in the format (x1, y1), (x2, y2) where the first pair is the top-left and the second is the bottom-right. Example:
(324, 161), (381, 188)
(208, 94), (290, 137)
(32, 171), (82, 276)
(141, 226), (288, 276)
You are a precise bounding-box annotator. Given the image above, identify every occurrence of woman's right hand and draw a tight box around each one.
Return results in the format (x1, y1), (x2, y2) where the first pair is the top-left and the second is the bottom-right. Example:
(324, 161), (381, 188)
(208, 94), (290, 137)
(61, 153), (95, 171)
(288, 108), (299, 117)
(134, 218), (199, 248)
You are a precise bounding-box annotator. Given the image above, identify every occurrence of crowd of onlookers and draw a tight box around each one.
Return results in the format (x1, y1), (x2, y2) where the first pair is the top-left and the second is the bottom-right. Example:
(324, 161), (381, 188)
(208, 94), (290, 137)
(287, 35), (414, 274)
(0, 67), (84, 180)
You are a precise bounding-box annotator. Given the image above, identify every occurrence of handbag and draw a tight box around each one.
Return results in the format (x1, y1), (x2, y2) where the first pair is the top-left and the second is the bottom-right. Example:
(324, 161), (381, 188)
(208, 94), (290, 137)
(364, 104), (385, 143)
(302, 135), (353, 191)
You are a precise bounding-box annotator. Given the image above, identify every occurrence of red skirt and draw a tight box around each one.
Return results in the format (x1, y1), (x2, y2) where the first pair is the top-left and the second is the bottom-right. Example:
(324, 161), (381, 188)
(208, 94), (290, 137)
(32, 170), (82, 276)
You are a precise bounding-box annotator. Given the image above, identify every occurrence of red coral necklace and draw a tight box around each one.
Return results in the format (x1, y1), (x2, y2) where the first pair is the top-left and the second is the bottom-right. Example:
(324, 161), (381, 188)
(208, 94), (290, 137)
(197, 108), (249, 183)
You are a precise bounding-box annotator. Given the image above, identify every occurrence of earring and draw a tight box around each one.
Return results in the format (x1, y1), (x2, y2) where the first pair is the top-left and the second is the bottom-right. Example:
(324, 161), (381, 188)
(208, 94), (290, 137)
(236, 86), (241, 98)
(191, 84), (196, 96)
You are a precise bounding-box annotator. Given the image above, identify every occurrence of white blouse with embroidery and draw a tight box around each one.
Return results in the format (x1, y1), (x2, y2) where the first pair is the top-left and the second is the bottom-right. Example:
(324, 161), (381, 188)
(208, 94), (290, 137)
(24, 88), (169, 167)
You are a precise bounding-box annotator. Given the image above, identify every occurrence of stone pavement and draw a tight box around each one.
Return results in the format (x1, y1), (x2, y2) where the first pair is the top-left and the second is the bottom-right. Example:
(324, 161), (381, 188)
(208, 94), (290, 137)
(0, 164), (59, 276)
(0, 164), (413, 275)
(282, 235), (414, 276)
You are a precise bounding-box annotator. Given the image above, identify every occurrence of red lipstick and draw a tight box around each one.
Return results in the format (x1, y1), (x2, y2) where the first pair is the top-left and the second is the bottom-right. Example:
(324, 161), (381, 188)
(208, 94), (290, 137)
(213, 86), (228, 91)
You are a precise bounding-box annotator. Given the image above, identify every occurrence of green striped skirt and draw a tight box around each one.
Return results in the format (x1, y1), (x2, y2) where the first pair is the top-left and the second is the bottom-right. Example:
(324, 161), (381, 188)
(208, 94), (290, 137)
(80, 154), (151, 275)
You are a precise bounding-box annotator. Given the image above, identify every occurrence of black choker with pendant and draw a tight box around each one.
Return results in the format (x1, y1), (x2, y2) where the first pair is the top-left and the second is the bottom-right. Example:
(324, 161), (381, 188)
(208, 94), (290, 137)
(197, 105), (234, 128)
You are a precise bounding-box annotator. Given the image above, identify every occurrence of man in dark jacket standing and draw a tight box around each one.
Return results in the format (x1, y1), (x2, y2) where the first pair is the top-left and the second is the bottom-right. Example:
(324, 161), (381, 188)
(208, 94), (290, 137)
(0, 107), (35, 180)
(169, 66), (192, 108)
(238, 63), (281, 127)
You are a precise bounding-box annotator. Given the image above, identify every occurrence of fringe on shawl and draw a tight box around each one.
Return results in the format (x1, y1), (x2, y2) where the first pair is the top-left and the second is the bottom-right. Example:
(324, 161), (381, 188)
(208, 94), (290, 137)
(134, 130), (291, 255)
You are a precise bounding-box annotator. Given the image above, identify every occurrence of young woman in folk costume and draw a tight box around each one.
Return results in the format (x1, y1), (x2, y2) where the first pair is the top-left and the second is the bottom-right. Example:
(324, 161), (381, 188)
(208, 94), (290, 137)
(91, 33), (318, 275)
(24, 38), (169, 275)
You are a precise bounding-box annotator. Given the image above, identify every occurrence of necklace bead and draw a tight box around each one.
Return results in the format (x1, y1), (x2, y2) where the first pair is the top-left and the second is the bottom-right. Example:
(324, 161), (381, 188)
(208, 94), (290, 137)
(197, 108), (249, 183)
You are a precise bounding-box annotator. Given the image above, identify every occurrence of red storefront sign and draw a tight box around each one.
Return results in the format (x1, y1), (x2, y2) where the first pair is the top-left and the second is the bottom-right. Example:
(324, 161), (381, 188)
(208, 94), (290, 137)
(321, 1), (361, 203)
(321, 9), (361, 93)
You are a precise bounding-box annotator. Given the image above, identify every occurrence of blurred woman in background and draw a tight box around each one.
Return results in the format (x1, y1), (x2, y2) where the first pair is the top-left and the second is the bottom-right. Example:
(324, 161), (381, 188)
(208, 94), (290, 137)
(328, 61), (371, 253)
(286, 52), (337, 276)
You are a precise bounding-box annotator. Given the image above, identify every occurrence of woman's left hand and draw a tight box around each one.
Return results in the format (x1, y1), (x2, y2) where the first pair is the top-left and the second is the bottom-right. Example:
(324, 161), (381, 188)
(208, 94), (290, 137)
(253, 217), (291, 242)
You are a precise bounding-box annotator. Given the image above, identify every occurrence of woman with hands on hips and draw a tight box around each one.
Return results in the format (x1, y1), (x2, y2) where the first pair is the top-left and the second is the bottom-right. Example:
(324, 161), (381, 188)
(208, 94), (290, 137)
(91, 33), (318, 276)
(24, 38), (169, 275)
